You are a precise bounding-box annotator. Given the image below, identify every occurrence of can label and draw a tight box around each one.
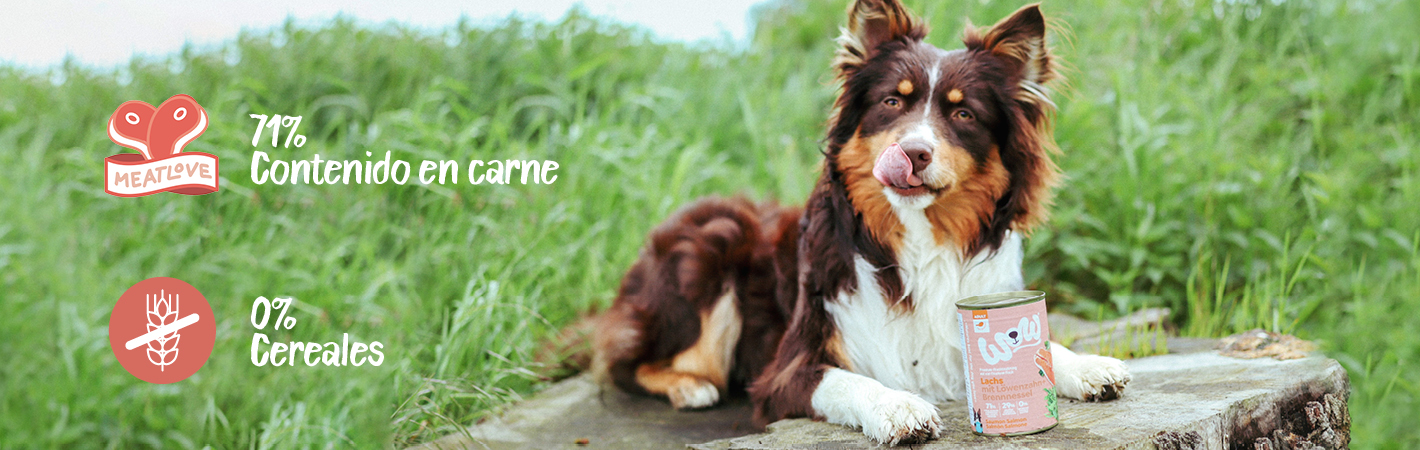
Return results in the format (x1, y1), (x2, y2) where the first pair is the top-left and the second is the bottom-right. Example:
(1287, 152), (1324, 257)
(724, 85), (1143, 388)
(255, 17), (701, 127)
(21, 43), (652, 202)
(958, 299), (1058, 435)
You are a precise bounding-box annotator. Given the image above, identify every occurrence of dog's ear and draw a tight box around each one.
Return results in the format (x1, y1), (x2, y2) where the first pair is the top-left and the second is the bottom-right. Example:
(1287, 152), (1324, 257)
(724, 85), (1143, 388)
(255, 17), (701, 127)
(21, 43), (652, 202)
(965, 4), (1054, 88)
(833, 0), (927, 79)
(966, 4), (1062, 239)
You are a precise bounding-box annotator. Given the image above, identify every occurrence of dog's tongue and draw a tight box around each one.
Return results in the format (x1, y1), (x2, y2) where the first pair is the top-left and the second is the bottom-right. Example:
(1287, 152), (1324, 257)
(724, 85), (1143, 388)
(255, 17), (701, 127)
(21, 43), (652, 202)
(872, 143), (923, 189)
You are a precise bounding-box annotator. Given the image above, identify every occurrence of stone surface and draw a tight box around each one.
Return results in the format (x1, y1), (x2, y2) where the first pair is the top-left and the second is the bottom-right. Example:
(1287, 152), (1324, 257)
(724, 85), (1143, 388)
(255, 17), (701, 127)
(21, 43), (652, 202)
(1049, 308), (1173, 356)
(408, 374), (756, 450)
(1049, 308), (1170, 345)
(697, 352), (1349, 450)
(1217, 329), (1318, 360)
(414, 339), (1350, 450)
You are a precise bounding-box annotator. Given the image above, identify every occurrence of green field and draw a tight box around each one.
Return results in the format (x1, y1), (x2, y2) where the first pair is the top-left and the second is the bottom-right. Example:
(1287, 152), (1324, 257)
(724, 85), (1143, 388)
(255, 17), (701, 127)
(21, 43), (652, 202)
(1, 0), (1416, 448)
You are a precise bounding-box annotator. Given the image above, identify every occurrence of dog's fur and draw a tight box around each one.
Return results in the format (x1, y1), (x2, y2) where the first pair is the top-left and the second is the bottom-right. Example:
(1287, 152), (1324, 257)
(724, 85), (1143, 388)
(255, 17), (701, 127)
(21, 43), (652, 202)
(591, 1), (1131, 445)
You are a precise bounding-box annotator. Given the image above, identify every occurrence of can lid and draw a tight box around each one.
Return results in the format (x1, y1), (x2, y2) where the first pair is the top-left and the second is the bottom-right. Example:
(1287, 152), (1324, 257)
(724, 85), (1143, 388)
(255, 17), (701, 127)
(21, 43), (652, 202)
(955, 290), (1046, 310)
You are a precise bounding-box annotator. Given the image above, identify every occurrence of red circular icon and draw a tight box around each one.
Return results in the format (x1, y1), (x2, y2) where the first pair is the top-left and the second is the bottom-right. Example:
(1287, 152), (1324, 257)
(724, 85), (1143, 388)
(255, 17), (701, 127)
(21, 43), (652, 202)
(108, 277), (216, 384)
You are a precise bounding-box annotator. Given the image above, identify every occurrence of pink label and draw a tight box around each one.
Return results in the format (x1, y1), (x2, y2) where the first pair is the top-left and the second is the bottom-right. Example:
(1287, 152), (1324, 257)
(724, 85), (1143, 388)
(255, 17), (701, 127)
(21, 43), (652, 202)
(958, 300), (1057, 435)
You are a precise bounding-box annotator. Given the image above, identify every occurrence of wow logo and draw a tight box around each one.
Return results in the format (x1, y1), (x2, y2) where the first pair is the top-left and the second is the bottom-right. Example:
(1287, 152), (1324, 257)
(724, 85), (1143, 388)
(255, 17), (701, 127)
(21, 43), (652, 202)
(977, 314), (1044, 365)
(105, 95), (218, 197)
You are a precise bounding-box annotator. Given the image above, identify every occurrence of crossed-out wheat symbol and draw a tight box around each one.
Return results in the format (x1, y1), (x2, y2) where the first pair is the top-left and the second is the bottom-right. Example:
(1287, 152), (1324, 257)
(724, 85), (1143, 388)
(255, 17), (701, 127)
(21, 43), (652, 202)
(123, 290), (201, 371)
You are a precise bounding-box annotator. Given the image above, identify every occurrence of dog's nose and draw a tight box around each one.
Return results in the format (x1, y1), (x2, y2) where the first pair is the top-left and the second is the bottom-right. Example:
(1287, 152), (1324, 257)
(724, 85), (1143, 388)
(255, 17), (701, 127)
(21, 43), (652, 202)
(899, 141), (933, 173)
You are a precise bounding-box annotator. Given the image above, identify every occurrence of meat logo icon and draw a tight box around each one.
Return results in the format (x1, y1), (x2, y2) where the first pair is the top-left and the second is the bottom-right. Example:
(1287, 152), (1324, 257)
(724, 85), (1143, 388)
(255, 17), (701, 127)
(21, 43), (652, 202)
(104, 94), (219, 197)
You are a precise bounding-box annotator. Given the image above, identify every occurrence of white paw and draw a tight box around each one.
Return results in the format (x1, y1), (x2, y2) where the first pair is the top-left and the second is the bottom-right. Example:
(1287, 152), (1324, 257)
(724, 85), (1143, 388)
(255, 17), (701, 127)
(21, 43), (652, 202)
(859, 390), (942, 445)
(668, 379), (720, 409)
(1056, 354), (1131, 401)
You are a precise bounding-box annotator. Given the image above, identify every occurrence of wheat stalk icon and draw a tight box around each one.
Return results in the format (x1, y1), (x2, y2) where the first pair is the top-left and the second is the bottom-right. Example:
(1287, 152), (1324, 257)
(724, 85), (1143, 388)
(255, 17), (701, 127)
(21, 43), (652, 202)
(145, 290), (181, 371)
(123, 289), (202, 368)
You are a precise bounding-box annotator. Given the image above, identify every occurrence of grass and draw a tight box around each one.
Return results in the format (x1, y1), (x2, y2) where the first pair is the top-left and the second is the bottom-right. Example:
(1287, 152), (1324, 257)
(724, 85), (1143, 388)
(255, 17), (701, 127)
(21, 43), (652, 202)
(0, 0), (1416, 448)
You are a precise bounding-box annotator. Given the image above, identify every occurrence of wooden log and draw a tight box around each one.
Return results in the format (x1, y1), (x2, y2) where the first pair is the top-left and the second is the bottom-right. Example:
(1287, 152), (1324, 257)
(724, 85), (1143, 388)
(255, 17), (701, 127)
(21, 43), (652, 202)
(414, 337), (1349, 450)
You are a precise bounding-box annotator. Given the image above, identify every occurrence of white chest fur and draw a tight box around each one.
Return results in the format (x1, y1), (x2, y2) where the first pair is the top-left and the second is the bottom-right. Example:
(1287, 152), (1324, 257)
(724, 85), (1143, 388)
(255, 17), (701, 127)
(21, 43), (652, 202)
(824, 201), (1025, 402)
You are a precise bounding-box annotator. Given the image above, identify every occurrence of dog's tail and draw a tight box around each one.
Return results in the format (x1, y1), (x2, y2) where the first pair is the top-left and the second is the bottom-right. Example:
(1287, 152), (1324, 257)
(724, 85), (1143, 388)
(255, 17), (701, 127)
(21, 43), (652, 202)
(534, 302), (602, 381)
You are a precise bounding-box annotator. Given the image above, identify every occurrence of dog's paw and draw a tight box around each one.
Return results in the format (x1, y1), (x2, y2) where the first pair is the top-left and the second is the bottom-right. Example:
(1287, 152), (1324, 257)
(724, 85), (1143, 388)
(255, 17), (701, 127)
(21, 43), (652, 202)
(668, 379), (720, 409)
(860, 390), (942, 446)
(1056, 354), (1131, 401)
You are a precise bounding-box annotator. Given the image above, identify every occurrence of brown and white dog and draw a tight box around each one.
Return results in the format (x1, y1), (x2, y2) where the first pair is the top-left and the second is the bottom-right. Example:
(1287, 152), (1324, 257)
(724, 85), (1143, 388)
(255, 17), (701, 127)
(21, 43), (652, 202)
(592, 1), (1131, 445)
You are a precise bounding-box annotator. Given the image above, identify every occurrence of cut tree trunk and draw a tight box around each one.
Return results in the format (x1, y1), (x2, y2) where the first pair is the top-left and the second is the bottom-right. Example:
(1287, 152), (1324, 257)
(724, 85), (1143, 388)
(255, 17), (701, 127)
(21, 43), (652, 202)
(413, 337), (1349, 450)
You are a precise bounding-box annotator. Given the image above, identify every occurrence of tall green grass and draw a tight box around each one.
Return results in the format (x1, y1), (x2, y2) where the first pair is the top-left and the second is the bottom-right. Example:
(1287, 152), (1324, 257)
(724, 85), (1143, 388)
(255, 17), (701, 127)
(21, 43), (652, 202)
(0, 0), (1415, 448)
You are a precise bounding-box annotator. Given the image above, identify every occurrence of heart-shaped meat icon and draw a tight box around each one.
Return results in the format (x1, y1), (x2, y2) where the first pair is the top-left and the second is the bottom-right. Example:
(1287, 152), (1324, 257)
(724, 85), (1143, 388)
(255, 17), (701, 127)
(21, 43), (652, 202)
(148, 95), (208, 159)
(107, 95), (208, 160)
(108, 100), (157, 159)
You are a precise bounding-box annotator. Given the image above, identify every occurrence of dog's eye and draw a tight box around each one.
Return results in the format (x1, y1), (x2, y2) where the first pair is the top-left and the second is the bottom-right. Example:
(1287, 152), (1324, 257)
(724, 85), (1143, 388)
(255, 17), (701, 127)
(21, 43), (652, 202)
(883, 97), (901, 108)
(952, 109), (974, 121)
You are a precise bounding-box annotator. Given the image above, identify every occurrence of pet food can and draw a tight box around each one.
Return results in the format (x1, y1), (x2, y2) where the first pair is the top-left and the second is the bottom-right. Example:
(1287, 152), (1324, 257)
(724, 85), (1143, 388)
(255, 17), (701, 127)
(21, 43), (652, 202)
(956, 290), (1057, 436)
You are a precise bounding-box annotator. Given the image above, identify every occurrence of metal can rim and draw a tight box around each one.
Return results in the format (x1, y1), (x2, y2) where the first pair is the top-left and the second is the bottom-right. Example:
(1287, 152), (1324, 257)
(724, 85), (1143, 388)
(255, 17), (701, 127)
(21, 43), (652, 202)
(954, 290), (1046, 310)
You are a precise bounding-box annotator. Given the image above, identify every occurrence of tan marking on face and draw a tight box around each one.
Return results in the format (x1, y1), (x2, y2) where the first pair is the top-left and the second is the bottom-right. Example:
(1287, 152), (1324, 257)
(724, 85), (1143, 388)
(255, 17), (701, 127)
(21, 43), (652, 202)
(947, 88), (964, 103)
(844, 119), (1014, 249)
(917, 141), (973, 193)
(897, 79), (914, 96)
(838, 133), (905, 250)
(923, 146), (1010, 247)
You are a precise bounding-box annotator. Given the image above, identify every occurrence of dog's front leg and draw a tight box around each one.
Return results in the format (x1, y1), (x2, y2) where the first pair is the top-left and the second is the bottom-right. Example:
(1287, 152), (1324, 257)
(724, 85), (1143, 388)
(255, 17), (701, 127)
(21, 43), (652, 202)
(811, 368), (942, 445)
(750, 340), (942, 446)
(1050, 342), (1132, 401)
(752, 361), (942, 446)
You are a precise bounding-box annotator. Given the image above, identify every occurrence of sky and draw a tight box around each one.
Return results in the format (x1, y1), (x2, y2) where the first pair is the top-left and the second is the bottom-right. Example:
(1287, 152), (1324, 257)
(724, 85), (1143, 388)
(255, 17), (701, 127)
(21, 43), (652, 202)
(0, 0), (765, 70)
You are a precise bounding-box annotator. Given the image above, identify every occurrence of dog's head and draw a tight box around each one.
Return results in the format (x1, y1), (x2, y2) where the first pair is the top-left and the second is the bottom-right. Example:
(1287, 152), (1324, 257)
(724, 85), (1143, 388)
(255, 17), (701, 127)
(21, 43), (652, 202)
(826, 1), (1061, 254)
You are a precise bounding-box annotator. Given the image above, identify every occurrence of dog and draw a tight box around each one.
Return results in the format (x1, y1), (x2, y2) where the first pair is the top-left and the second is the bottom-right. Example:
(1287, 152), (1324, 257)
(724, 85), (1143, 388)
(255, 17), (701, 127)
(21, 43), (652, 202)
(591, 1), (1131, 445)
